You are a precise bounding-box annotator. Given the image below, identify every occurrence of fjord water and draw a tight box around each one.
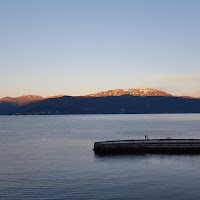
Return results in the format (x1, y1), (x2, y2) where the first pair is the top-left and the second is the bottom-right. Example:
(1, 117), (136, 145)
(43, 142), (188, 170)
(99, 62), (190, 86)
(1, 114), (200, 200)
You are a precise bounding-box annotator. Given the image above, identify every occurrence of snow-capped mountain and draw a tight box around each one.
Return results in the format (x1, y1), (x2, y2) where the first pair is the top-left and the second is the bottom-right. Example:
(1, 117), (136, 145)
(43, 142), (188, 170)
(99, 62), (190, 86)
(0, 89), (200, 115)
(0, 88), (196, 107)
(87, 88), (173, 97)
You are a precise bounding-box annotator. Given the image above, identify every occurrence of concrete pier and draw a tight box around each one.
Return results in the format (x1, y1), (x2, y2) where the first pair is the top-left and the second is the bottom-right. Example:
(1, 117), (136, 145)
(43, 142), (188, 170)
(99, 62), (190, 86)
(94, 139), (200, 154)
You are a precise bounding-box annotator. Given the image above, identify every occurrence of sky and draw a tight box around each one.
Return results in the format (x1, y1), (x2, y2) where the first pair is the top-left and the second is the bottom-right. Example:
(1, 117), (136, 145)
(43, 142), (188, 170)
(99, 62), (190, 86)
(0, 0), (200, 98)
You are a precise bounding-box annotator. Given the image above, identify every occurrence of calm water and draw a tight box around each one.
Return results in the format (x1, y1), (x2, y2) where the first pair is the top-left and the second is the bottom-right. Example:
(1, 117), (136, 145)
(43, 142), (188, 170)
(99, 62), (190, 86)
(0, 114), (200, 200)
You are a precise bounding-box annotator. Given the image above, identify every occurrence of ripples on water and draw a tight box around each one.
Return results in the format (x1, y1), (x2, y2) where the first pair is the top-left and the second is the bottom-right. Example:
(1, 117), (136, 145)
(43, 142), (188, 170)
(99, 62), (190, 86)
(0, 114), (200, 200)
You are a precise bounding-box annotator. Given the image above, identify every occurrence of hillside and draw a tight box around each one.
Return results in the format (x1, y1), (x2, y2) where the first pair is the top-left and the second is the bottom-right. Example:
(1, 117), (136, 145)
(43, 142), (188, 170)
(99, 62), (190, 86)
(0, 94), (65, 106)
(0, 95), (44, 105)
(0, 88), (199, 115)
(0, 95), (199, 115)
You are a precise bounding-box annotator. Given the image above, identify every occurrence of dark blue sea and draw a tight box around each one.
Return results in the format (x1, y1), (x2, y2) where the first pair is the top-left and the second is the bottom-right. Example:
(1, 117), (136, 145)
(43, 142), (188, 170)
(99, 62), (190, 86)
(0, 114), (200, 200)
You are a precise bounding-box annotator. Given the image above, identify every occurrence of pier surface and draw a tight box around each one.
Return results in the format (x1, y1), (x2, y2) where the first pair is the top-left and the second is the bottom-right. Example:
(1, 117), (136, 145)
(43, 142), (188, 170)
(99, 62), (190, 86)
(94, 139), (200, 154)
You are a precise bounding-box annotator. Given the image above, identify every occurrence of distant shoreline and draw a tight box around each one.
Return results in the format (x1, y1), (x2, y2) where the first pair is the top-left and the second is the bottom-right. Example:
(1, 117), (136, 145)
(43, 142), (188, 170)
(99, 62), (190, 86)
(1, 95), (200, 115)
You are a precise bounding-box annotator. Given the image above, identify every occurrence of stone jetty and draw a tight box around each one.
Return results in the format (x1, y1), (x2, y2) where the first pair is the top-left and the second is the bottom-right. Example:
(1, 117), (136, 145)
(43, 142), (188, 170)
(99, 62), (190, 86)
(94, 139), (200, 154)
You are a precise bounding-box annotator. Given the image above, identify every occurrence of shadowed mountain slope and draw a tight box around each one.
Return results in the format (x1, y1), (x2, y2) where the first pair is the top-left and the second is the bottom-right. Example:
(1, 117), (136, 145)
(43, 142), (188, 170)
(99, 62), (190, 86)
(0, 95), (199, 115)
(0, 95), (44, 105)
(0, 88), (199, 115)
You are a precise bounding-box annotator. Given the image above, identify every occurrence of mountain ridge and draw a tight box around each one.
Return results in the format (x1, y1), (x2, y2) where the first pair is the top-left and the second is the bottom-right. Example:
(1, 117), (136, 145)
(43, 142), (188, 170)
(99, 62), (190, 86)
(0, 88), (197, 106)
(0, 95), (65, 105)
(86, 88), (173, 97)
(0, 88), (199, 115)
(9, 95), (200, 115)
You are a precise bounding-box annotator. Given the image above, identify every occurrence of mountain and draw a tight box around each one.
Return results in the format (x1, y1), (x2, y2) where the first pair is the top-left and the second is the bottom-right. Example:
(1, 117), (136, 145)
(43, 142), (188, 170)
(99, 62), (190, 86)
(0, 95), (65, 106)
(0, 88), (200, 115)
(87, 88), (173, 97)
(13, 95), (200, 115)
(0, 95), (44, 105)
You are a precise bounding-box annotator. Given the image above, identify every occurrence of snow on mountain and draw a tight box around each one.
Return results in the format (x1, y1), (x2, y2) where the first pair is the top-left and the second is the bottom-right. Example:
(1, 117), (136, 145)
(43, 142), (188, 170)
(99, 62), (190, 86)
(87, 88), (173, 97)
(0, 88), (196, 106)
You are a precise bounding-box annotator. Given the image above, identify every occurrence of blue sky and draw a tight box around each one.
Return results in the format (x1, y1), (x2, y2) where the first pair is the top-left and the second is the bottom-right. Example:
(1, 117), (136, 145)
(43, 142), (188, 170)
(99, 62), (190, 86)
(0, 0), (200, 97)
